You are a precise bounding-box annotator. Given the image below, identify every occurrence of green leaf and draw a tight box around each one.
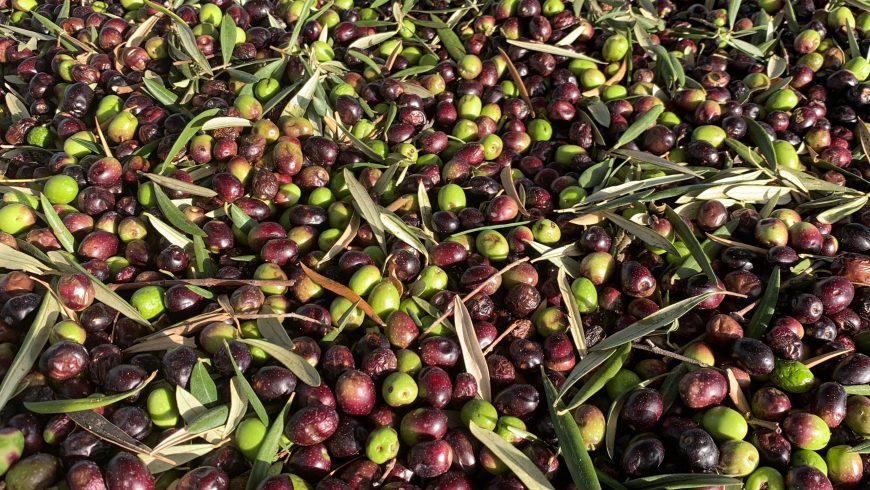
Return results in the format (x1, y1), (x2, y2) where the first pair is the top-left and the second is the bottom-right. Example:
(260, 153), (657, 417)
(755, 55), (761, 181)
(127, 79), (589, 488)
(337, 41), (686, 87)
(506, 38), (602, 63)
(67, 410), (157, 458)
(220, 14), (236, 66)
(564, 343), (631, 411)
(192, 235), (214, 278)
(187, 404), (229, 433)
(257, 307), (295, 350)
(624, 474), (743, 489)
(558, 268), (587, 357)
(745, 118), (778, 170)
(559, 347), (620, 397)
(143, 173), (217, 198)
(0, 243), (50, 274)
(141, 77), (179, 106)
(223, 376), (248, 439)
(144, 212), (192, 248)
(141, 444), (220, 474)
(613, 105), (664, 150)
(591, 293), (719, 352)
(153, 185), (207, 237)
(186, 285), (214, 299)
(145, 1), (213, 76)
(283, 66), (321, 118)
(343, 169), (387, 253)
(49, 251), (150, 326)
(603, 211), (679, 256)
(228, 203), (256, 236)
(746, 266), (780, 338)
(58, 0), (71, 19)
(240, 339), (321, 387)
(844, 385), (870, 395)
(434, 16), (466, 62)
(543, 372), (601, 490)
(453, 297), (492, 401)
(0, 295), (59, 413)
(25, 371), (156, 414)
(612, 149), (702, 177)
(349, 30), (397, 50)
(224, 340), (268, 426)
(288, 0), (316, 49)
(728, 37), (765, 57)
(817, 196), (869, 224)
(39, 194), (75, 253)
(849, 439), (870, 453)
(381, 212), (430, 261)
(675, 220), (739, 280)
(468, 422), (557, 490)
(190, 361), (218, 406)
(665, 205), (718, 285)
(157, 108), (220, 173)
(246, 397), (293, 490)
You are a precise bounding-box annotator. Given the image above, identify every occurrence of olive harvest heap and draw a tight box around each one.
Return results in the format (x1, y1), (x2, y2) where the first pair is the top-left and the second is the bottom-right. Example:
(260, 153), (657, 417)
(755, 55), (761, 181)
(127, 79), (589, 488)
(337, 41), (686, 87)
(0, 0), (869, 488)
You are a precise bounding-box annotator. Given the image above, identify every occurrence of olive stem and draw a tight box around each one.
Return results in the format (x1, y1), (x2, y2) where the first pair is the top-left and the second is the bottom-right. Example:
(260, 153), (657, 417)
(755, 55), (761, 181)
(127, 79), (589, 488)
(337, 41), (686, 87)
(481, 319), (524, 356)
(423, 257), (530, 335)
(633, 340), (711, 368)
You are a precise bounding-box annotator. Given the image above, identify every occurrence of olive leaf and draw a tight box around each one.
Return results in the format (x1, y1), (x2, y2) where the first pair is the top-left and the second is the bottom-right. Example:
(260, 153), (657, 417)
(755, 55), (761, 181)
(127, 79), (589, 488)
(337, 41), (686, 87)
(143, 212), (192, 248)
(68, 410), (168, 462)
(0, 295), (59, 413)
(49, 251), (151, 326)
(468, 422), (557, 490)
(665, 205), (718, 285)
(563, 342), (631, 411)
(222, 377), (248, 440)
(257, 306), (295, 350)
(661, 363), (689, 412)
(141, 444), (220, 474)
(845, 385), (870, 395)
(817, 196), (869, 224)
(674, 220), (739, 280)
(343, 168), (388, 253)
(434, 16), (466, 61)
(284, 68), (321, 118)
(543, 372), (601, 490)
(142, 172), (217, 198)
(38, 194), (75, 253)
(623, 474), (742, 489)
(155, 108), (220, 173)
(525, 240), (583, 277)
(176, 385), (207, 422)
(153, 184), (206, 237)
(190, 361), (218, 406)
(591, 292), (719, 352)
(602, 211), (679, 256)
(145, 1), (213, 76)
(224, 340), (268, 426)
(746, 266), (780, 338)
(611, 149), (702, 178)
(220, 14), (236, 66)
(558, 268), (587, 357)
(380, 212), (431, 261)
(141, 77), (178, 106)
(613, 104), (664, 150)
(501, 166), (531, 217)
(202, 117), (253, 131)
(240, 339), (321, 387)
(24, 371), (157, 414)
(246, 395), (294, 490)
(192, 235), (215, 279)
(319, 213), (361, 266)
(849, 439), (870, 453)
(506, 38), (602, 63)
(453, 296), (492, 401)
(558, 346), (620, 398)
(300, 263), (385, 326)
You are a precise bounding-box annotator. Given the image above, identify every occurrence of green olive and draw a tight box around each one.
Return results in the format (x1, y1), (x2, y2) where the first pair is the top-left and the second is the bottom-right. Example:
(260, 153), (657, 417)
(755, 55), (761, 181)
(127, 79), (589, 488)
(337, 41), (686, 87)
(147, 386), (180, 429)
(235, 418), (268, 461)
(365, 427), (400, 464)
(461, 398), (499, 430)
(702, 406), (748, 441)
(130, 286), (166, 320)
(602, 33), (629, 62)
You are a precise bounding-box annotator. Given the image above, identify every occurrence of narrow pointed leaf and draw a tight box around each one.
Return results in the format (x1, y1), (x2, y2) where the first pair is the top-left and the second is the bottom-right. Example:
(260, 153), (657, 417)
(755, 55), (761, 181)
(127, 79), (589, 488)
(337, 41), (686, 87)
(543, 373), (601, 490)
(564, 343), (631, 410)
(220, 14), (236, 66)
(591, 293), (718, 352)
(25, 371), (156, 414)
(613, 105), (664, 150)
(190, 361), (218, 406)
(665, 205), (718, 285)
(469, 422), (556, 490)
(746, 266), (780, 338)
(40, 194), (75, 253)
(240, 339), (321, 387)
(246, 396), (293, 490)
(343, 168), (387, 253)
(603, 211), (679, 255)
(300, 263), (384, 325)
(153, 185), (206, 237)
(558, 268), (587, 357)
(453, 297), (492, 401)
(0, 295), (59, 412)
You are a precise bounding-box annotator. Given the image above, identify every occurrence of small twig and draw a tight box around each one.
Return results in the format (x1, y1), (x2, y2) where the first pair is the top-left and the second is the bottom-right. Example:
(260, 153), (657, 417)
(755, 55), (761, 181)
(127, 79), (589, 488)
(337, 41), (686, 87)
(634, 340), (710, 367)
(423, 257), (530, 335)
(109, 278), (302, 291)
(482, 320), (522, 356)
